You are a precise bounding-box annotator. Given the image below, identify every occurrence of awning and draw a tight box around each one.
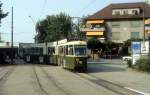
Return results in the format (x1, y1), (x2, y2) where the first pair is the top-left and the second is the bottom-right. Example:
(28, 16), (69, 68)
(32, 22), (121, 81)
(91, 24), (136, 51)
(86, 32), (103, 36)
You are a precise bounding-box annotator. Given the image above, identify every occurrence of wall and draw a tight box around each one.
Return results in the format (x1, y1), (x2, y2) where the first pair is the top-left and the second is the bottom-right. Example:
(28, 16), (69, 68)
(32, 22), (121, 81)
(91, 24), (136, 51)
(106, 20), (144, 43)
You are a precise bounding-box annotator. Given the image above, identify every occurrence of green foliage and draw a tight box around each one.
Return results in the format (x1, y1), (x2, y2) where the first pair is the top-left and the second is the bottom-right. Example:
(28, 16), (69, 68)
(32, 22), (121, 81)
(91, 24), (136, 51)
(87, 38), (102, 49)
(134, 57), (150, 72)
(0, 2), (8, 26)
(36, 12), (71, 43)
(127, 60), (132, 68)
(124, 38), (143, 46)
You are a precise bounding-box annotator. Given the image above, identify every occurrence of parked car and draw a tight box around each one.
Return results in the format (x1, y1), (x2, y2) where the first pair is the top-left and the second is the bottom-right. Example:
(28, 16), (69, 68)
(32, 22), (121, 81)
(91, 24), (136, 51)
(122, 56), (132, 61)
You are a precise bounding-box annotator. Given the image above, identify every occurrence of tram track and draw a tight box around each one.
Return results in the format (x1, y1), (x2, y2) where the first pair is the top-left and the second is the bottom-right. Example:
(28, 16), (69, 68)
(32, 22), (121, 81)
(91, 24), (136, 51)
(0, 66), (16, 95)
(32, 65), (50, 95)
(40, 66), (76, 95)
(32, 65), (76, 95)
(75, 72), (142, 95)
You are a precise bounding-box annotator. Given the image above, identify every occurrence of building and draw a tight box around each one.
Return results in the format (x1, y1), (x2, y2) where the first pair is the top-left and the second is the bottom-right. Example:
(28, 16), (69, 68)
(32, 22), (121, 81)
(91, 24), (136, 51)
(0, 42), (18, 60)
(81, 2), (150, 43)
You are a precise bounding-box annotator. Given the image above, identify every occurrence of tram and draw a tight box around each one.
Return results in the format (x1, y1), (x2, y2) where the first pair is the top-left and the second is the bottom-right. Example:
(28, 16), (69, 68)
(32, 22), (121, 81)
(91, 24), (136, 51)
(58, 40), (87, 71)
(19, 39), (87, 71)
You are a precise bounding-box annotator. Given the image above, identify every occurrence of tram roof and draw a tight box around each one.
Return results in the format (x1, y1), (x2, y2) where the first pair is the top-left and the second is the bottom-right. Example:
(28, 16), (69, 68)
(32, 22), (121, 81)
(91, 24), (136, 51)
(62, 41), (86, 46)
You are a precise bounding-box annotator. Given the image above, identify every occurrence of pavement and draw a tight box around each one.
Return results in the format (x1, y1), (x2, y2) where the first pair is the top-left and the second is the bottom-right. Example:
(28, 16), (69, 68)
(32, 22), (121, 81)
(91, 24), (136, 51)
(87, 63), (150, 95)
(87, 58), (124, 64)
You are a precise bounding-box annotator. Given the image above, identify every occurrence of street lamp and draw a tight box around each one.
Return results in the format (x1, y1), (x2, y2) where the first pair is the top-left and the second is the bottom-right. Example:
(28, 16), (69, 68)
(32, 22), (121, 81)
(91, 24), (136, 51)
(143, 2), (146, 40)
(28, 16), (37, 43)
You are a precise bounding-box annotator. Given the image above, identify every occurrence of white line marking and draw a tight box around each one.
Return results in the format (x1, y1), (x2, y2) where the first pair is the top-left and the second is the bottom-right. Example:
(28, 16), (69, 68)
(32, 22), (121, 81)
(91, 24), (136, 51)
(124, 87), (150, 95)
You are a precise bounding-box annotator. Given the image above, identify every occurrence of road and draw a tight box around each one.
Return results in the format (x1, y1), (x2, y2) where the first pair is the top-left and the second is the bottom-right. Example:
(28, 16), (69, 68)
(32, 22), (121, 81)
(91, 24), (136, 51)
(0, 61), (149, 95)
(87, 62), (150, 95)
(0, 64), (118, 95)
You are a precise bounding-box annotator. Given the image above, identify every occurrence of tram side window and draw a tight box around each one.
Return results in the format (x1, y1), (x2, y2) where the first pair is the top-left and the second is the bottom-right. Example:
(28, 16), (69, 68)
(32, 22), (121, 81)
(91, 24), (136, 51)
(34, 48), (38, 54)
(48, 47), (55, 55)
(65, 46), (68, 55)
(30, 48), (33, 55)
(48, 47), (52, 55)
(53, 47), (55, 54)
(59, 46), (64, 55)
(68, 45), (74, 55)
(39, 48), (43, 55)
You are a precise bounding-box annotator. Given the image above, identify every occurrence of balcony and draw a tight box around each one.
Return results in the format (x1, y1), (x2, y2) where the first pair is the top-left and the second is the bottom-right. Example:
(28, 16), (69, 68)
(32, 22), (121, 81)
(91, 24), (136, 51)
(80, 27), (105, 32)
(145, 26), (150, 31)
(145, 19), (150, 25)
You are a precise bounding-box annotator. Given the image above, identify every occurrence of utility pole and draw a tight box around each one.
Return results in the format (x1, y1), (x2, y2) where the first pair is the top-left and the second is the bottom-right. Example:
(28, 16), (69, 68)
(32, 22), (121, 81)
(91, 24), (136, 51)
(11, 6), (14, 64)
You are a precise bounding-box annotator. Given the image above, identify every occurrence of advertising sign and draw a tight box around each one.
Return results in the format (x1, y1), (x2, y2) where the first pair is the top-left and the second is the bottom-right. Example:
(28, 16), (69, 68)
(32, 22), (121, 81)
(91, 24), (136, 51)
(132, 55), (141, 65)
(141, 41), (149, 55)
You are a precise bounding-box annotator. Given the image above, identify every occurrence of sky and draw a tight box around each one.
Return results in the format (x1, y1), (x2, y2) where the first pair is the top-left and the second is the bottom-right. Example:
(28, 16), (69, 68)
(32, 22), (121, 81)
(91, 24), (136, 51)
(0, 0), (149, 43)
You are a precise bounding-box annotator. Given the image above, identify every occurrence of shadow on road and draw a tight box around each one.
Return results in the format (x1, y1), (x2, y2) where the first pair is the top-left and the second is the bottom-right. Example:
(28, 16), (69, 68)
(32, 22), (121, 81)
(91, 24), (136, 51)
(87, 64), (126, 73)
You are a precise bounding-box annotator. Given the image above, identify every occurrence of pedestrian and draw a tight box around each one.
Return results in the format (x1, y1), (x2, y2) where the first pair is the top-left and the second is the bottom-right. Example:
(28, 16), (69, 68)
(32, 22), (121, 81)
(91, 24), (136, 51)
(118, 46), (122, 56)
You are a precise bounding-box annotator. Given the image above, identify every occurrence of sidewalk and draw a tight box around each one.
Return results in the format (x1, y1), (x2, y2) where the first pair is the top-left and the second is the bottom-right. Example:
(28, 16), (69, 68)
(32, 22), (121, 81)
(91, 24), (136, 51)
(87, 58), (124, 64)
(88, 63), (150, 95)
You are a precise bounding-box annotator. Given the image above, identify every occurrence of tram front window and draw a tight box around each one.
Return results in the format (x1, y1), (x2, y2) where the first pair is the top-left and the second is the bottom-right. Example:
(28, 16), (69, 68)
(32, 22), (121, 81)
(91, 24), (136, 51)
(75, 46), (86, 56)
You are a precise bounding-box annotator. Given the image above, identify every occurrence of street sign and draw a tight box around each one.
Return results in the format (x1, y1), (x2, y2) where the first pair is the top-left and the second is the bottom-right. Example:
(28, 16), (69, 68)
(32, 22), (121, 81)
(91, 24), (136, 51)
(132, 42), (141, 65)
(132, 42), (141, 54)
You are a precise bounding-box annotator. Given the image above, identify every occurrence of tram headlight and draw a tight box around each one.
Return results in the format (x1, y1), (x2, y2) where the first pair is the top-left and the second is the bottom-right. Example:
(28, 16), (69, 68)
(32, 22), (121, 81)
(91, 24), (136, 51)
(75, 58), (79, 64)
(79, 61), (82, 64)
(75, 58), (82, 64)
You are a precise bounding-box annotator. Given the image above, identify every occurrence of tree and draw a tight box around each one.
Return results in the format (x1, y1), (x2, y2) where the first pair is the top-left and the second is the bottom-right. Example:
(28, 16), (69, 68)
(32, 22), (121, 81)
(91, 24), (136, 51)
(35, 13), (72, 43)
(0, 1), (8, 26)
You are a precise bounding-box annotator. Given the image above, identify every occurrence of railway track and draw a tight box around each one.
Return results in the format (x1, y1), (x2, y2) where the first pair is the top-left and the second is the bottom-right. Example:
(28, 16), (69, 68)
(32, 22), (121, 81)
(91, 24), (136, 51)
(32, 65), (76, 95)
(75, 72), (142, 95)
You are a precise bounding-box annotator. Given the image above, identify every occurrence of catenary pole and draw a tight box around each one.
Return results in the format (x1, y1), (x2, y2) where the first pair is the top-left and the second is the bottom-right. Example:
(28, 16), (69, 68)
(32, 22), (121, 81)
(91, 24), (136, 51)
(11, 6), (14, 64)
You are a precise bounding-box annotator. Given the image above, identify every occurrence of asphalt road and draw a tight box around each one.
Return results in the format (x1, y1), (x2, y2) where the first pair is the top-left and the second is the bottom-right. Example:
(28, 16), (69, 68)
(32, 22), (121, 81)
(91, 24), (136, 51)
(87, 63), (150, 95)
(0, 65), (118, 95)
(0, 62), (150, 95)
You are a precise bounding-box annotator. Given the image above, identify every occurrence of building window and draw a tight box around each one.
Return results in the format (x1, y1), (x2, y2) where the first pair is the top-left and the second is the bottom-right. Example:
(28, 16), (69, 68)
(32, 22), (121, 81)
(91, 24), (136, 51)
(132, 10), (139, 15)
(131, 32), (139, 38)
(123, 10), (128, 15)
(130, 21), (141, 27)
(111, 22), (120, 28)
(112, 8), (140, 16)
(112, 10), (121, 15)
(112, 32), (120, 40)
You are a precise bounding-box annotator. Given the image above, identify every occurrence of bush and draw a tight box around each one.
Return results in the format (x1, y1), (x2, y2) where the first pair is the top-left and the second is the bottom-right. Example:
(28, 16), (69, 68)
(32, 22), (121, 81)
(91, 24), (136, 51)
(127, 60), (132, 68)
(134, 57), (150, 72)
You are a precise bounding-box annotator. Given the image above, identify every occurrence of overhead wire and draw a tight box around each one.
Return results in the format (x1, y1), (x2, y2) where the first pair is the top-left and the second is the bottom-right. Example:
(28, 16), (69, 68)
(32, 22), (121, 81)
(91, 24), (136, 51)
(76, 0), (98, 16)
(39, 0), (47, 18)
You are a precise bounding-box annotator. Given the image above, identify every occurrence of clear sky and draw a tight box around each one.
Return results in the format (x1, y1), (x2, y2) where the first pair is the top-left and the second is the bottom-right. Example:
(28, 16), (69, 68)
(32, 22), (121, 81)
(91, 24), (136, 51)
(0, 0), (148, 43)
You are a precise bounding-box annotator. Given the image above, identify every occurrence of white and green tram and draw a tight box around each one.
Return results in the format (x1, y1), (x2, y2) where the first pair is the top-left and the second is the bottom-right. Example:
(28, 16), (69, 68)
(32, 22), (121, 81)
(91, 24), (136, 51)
(58, 40), (87, 71)
(19, 39), (87, 71)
